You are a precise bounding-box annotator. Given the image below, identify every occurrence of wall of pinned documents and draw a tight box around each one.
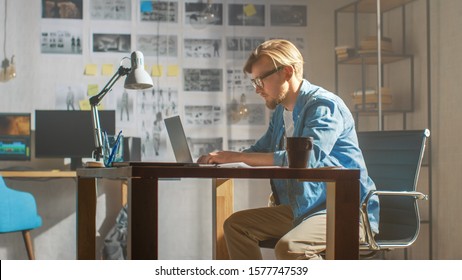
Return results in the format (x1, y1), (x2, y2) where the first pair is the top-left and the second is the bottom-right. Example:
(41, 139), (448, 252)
(39, 0), (309, 162)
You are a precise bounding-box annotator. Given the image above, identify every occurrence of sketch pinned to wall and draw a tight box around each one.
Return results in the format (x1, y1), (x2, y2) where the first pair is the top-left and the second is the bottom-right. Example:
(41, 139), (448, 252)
(140, 0), (179, 23)
(184, 2), (223, 26)
(137, 35), (178, 57)
(188, 137), (223, 159)
(116, 89), (134, 123)
(90, 0), (131, 21)
(184, 105), (221, 125)
(227, 103), (265, 125)
(226, 67), (254, 97)
(228, 4), (265, 26)
(183, 69), (223, 92)
(41, 27), (82, 54)
(136, 87), (179, 118)
(184, 38), (222, 59)
(42, 0), (83, 19)
(226, 37), (265, 59)
(54, 84), (85, 110)
(270, 5), (307, 27)
(92, 33), (131, 53)
(135, 86), (179, 161)
(138, 113), (168, 160)
(228, 139), (256, 152)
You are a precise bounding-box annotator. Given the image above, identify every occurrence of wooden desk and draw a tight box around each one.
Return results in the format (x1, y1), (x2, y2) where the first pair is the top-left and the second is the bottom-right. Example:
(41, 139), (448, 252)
(76, 166), (360, 260)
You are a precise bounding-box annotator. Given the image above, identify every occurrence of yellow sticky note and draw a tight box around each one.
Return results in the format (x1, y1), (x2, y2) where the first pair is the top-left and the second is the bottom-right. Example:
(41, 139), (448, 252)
(84, 64), (98, 76)
(151, 65), (163, 77)
(167, 65), (179, 77)
(87, 84), (99, 96)
(79, 99), (91, 110)
(83, 102), (103, 110)
(102, 64), (114, 76)
(243, 4), (256, 17)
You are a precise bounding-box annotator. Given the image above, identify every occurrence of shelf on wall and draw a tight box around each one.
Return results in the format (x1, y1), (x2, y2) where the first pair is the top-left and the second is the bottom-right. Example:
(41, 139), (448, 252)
(337, 53), (413, 65)
(337, 0), (417, 13)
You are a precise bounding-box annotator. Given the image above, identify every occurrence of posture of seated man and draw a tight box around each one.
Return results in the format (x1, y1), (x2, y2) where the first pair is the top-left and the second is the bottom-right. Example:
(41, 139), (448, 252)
(198, 39), (379, 260)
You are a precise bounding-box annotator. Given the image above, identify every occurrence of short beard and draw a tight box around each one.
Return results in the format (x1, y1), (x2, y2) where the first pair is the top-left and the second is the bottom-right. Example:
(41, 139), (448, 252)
(266, 89), (288, 110)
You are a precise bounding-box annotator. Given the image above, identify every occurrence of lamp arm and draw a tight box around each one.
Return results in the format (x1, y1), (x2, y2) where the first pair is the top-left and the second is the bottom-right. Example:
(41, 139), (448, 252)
(90, 66), (130, 106)
(90, 65), (130, 161)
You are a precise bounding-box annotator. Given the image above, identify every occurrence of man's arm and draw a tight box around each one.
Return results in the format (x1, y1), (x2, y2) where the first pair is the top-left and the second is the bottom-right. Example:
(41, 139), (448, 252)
(197, 151), (274, 166)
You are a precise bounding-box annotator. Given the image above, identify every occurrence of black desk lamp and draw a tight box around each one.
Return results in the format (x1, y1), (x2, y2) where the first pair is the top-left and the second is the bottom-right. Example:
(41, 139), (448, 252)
(89, 51), (153, 162)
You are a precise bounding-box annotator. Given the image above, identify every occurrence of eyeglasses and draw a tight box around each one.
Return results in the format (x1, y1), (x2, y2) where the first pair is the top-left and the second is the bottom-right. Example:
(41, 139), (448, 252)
(250, 65), (285, 89)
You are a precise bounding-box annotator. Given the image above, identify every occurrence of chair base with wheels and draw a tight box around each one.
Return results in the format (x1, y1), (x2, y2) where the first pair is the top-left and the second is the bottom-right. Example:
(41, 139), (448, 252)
(0, 176), (42, 260)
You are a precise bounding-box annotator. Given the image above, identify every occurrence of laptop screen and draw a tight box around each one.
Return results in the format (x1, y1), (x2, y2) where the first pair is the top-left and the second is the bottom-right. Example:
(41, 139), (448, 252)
(164, 116), (194, 163)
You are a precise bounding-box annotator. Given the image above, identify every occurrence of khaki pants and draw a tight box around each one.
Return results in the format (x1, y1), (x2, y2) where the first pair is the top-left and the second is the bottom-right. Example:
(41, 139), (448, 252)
(223, 204), (366, 260)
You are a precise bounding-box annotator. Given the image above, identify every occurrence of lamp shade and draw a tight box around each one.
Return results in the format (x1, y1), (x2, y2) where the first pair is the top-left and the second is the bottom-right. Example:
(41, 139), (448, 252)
(124, 51), (153, 90)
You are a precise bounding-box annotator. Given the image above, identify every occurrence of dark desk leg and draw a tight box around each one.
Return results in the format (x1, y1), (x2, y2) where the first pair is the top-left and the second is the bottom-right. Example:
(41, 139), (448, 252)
(77, 177), (97, 260)
(128, 178), (158, 260)
(213, 178), (234, 260)
(326, 179), (360, 260)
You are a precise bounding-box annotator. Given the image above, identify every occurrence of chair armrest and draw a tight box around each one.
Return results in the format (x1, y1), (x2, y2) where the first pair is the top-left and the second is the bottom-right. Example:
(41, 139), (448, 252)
(360, 189), (429, 250)
(368, 190), (428, 200)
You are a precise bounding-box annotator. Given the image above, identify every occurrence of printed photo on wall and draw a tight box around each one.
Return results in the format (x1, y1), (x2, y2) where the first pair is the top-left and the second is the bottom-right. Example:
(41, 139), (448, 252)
(184, 1), (223, 27)
(184, 105), (222, 125)
(183, 69), (223, 92)
(137, 35), (178, 57)
(270, 5), (307, 26)
(226, 37), (265, 59)
(90, 0), (131, 21)
(92, 33), (131, 53)
(54, 84), (85, 110)
(42, 0), (83, 19)
(184, 38), (222, 59)
(140, 0), (179, 23)
(41, 27), (82, 54)
(228, 4), (265, 26)
(226, 67), (254, 97)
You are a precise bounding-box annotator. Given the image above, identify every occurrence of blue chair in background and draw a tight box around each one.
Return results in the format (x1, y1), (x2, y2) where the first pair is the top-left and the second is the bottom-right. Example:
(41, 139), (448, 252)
(0, 176), (42, 260)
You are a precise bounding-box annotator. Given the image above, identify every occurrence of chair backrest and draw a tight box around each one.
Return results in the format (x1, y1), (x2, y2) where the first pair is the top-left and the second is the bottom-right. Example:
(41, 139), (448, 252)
(357, 129), (429, 245)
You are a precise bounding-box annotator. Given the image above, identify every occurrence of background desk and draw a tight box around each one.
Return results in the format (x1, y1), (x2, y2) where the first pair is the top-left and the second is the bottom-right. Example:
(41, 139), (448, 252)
(76, 166), (360, 260)
(0, 171), (76, 178)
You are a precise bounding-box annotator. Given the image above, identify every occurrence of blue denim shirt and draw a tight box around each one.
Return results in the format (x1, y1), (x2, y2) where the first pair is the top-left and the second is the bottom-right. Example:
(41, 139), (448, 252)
(244, 80), (379, 233)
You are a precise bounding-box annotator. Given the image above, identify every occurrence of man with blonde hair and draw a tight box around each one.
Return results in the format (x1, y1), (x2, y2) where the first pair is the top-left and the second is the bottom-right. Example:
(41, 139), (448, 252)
(198, 39), (379, 259)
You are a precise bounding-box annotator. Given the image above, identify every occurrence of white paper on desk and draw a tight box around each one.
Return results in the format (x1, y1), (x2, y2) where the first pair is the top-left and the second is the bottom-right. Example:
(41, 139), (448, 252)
(216, 162), (281, 168)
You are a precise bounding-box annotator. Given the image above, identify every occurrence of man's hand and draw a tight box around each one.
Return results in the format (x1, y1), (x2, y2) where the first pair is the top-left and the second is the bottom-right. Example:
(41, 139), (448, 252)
(197, 151), (242, 164)
(197, 151), (275, 166)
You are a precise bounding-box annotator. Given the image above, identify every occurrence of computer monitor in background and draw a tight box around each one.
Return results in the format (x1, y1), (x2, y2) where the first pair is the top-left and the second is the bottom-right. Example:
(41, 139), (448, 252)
(35, 110), (116, 170)
(0, 113), (32, 161)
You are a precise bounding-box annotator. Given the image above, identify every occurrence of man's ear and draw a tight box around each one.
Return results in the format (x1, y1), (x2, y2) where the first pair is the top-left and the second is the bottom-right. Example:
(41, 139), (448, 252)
(284, 65), (294, 80)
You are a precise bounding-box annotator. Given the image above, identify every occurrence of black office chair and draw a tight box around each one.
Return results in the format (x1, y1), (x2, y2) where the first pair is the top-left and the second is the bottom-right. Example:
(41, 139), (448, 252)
(358, 129), (429, 258)
(259, 129), (430, 259)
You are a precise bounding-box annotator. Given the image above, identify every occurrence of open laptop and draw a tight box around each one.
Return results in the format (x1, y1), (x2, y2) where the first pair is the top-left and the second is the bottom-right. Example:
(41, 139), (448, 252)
(164, 115), (197, 164)
(164, 116), (250, 168)
(113, 116), (250, 168)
